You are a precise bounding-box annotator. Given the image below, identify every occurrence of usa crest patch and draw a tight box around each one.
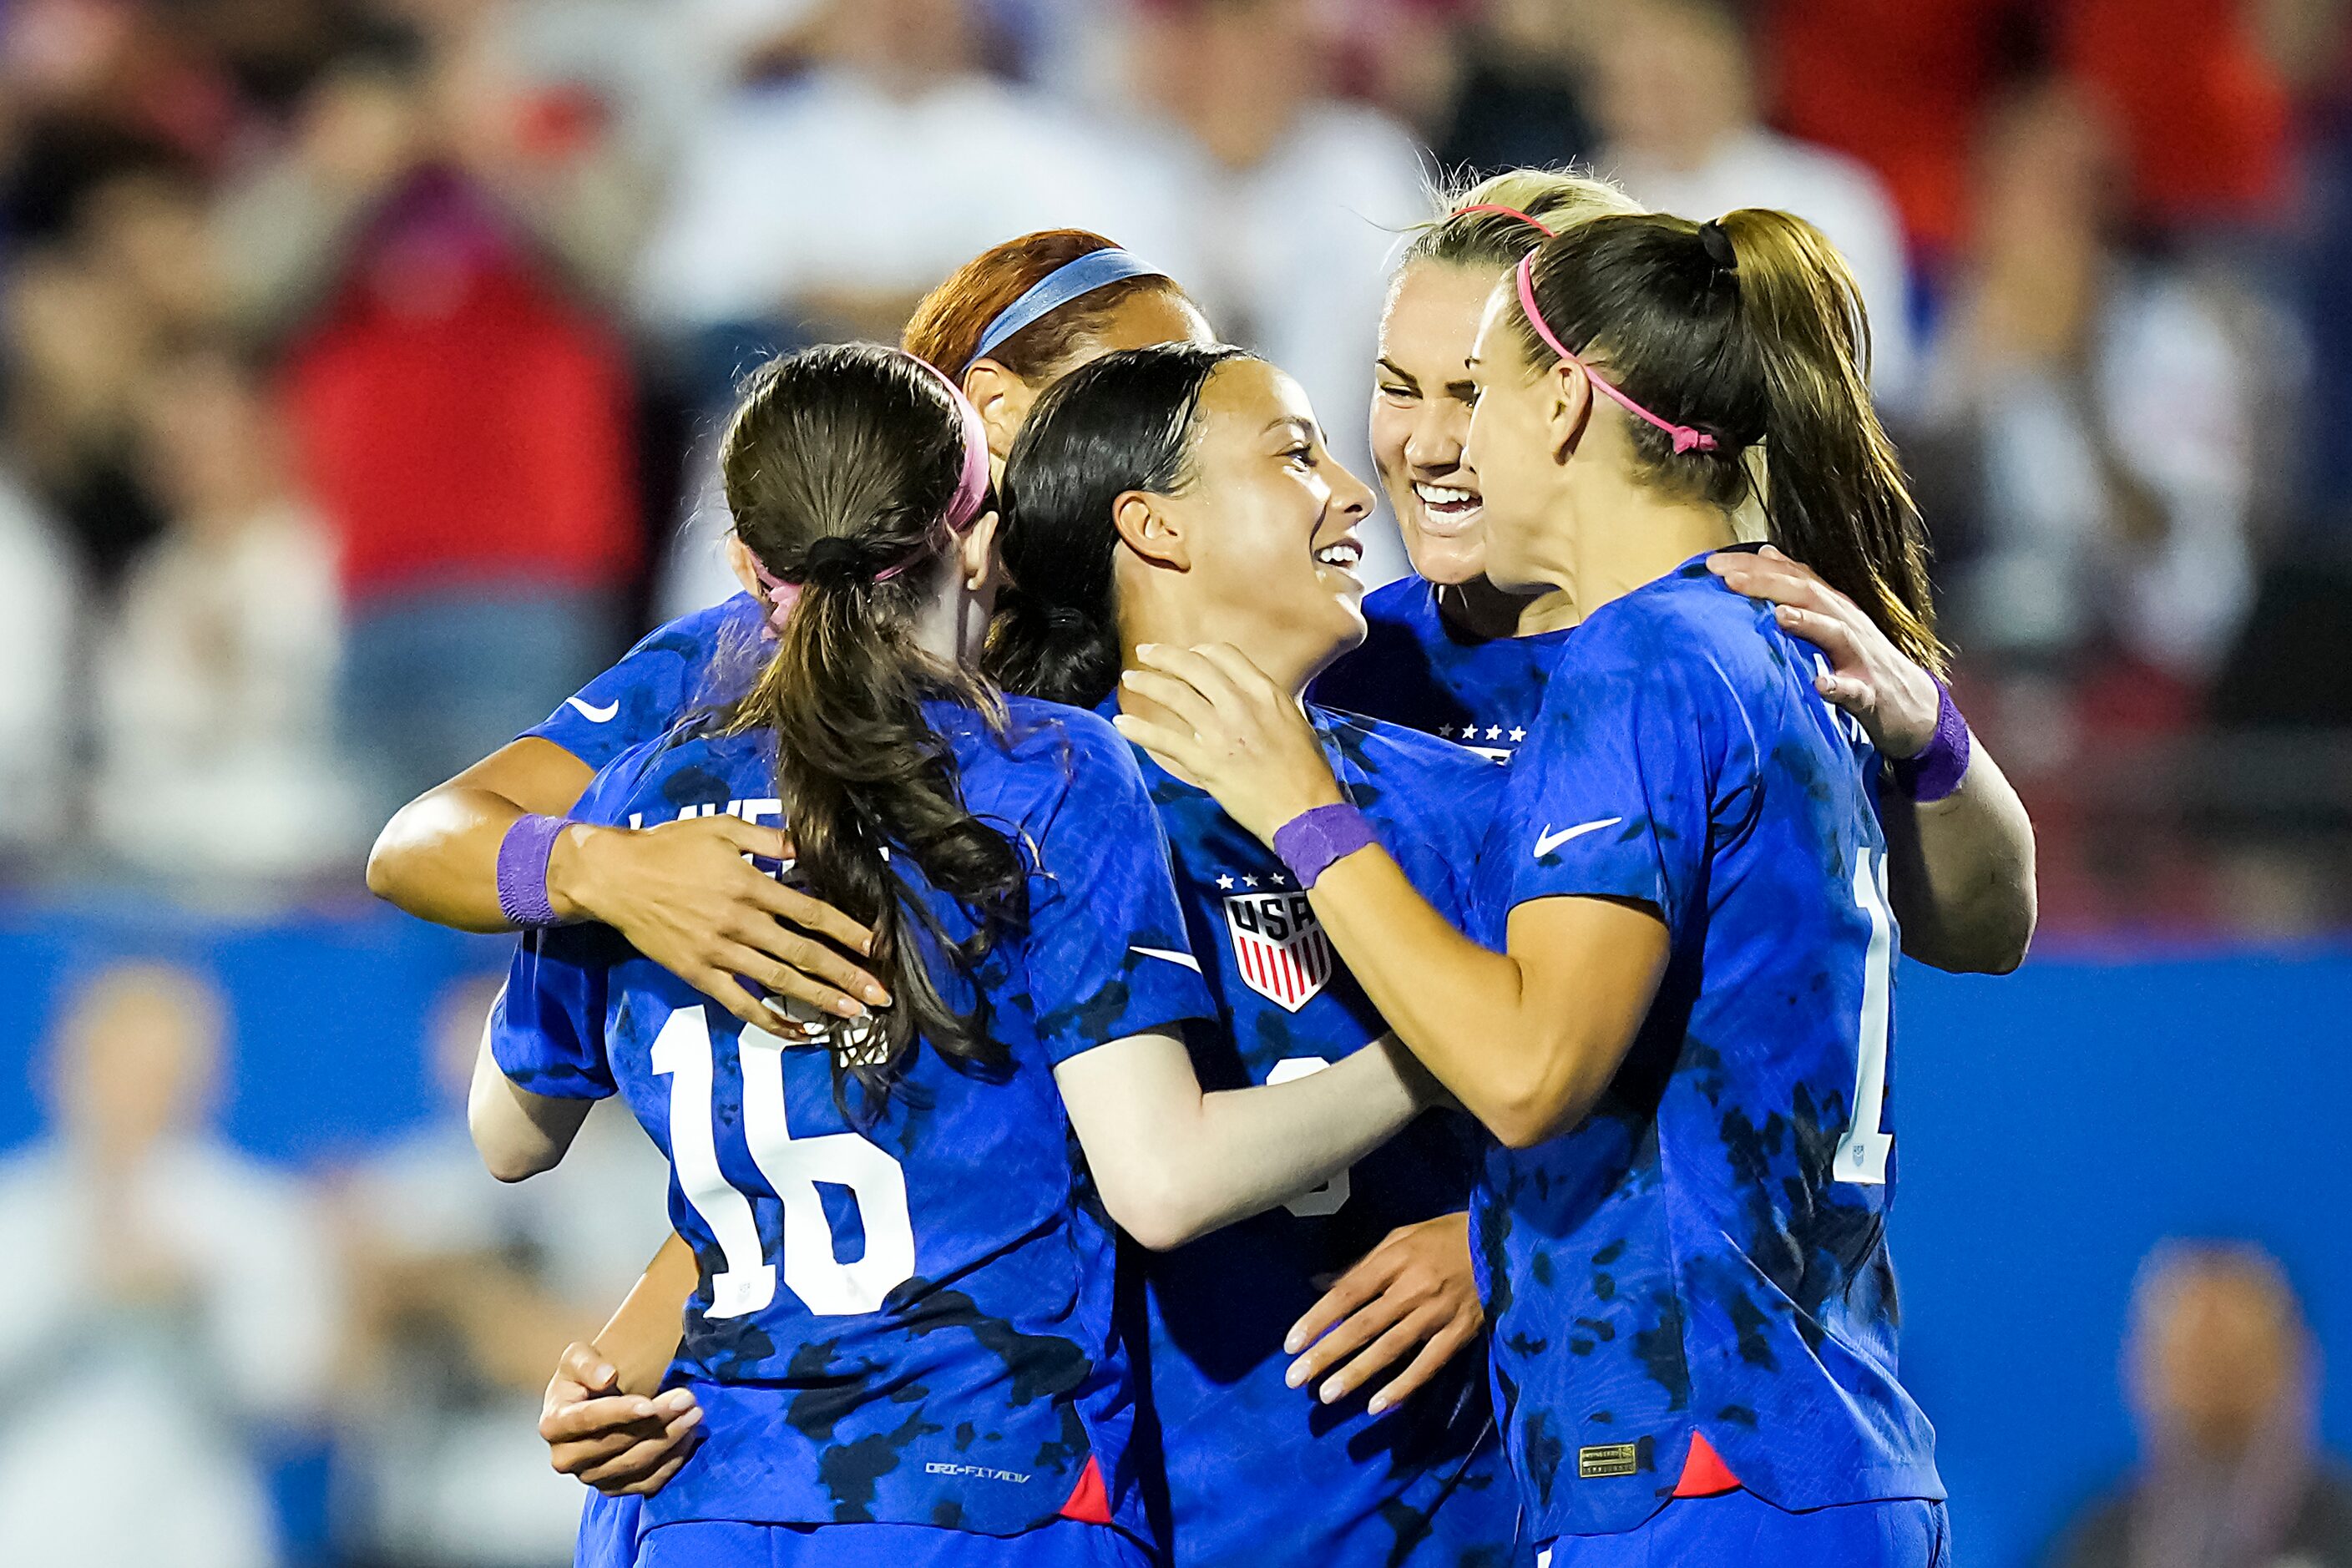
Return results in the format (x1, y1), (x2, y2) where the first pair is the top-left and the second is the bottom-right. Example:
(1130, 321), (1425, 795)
(1222, 890), (1333, 1012)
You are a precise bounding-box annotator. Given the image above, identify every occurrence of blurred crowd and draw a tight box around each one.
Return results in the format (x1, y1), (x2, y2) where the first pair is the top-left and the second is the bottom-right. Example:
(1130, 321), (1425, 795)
(0, 956), (668, 1568)
(3, 0), (2352, 933)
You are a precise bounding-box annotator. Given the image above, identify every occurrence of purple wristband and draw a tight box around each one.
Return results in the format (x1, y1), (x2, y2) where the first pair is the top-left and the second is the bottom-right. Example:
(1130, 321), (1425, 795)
(497, 813), (573, 928)
(1272, 803), (1378, 890)
(1889, 680), (1971, 803)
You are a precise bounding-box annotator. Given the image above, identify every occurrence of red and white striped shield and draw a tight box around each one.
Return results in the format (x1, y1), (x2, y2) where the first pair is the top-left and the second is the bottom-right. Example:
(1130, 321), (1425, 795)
(1222, 890), (1335, 1012)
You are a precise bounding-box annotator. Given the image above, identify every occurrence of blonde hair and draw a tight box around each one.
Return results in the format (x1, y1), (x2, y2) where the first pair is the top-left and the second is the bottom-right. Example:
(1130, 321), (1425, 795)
(1400, 167), (1644, 275)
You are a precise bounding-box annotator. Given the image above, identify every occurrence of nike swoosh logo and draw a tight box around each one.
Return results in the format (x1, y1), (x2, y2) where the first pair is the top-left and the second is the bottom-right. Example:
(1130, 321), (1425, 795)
(566, 696), (620, 723)
(1534, 817), (1623, 858)
(1131, 946), (1203, 974)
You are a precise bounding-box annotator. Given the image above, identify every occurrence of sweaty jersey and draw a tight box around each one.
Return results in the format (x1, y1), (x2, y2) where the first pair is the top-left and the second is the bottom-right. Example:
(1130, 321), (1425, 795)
(1115, 699), (1521, 1568)
(1468, 557), (1941, 1543)
(1313, 576), (1572, 761)
(522, 593), (766, 768)
(493, 695), (1218, 1543)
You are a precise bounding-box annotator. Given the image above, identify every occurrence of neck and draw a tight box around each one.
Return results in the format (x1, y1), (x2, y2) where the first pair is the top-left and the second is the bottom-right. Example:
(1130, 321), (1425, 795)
(1116, 592), (1320, 726)
(1524, 460), (1737, 623)
(1436, 575), (1540, 641)
(908, 573), (988, 670)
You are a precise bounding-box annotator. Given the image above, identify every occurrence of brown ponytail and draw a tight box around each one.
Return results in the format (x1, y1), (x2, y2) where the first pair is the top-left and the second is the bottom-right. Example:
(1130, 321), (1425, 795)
(1511, 209), (1948, 675)
(718, 345), (1026, 1112)
(1713, 209), (1943, 675)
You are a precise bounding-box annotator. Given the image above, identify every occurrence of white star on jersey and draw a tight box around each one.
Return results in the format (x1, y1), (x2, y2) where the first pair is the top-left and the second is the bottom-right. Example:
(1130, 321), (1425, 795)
(1215, 874), (1235, 890)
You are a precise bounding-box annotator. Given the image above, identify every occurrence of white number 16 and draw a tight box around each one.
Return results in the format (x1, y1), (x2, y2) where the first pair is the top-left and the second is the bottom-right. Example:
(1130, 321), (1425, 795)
(651, 1005), (916, 1318)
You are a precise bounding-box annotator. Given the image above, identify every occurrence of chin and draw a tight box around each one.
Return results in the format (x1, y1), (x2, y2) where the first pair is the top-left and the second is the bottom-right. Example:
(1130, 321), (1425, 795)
(1404, 529), (1487, 588)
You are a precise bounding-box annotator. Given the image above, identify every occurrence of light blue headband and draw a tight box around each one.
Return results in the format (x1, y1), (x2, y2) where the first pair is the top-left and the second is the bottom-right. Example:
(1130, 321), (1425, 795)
(966, 248), (1166, 370)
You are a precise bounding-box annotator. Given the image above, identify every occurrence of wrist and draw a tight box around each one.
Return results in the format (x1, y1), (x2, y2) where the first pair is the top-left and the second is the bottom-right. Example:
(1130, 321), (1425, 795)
(1888, 681), (1971, 802)
(541, 822), (611, 924)
(1272, 802), (1376, 890)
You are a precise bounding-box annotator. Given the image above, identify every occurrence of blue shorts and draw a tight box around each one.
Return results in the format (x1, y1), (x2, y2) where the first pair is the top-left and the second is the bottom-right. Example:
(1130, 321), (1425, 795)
(579, 1492), (645, 1568)
(633, 1519), (1151, 1568)
(1537, 1491), (1951, 1568)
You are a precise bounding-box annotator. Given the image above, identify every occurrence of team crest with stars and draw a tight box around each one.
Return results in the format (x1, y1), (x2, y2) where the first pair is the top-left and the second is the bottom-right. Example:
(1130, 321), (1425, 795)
(1214, 870), (1335, 1012)
(1434, 721), (1528, 760)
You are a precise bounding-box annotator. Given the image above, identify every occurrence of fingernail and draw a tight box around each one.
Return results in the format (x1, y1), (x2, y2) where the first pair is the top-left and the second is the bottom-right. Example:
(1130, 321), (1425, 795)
(675, 1407), (705, 1430)
(1285, 1361), (1308, 1388)
(1368, 1395), (1390, 1416)
(1136, 643), (1157, 656)
(1282, 1329), (1305, 1355)
(863, 984), (891, 1006)
(631, 1399), (658, 1419)
(657, 1389), (694, 1412)
(1320, 1382), (1346, 1405)
(830, 998), (865, 1019)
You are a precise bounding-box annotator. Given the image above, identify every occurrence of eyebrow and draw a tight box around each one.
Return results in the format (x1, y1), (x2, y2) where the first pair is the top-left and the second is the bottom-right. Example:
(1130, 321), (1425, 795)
(1266, 416), (1315, 441)
(1376, 357), (1418, 387)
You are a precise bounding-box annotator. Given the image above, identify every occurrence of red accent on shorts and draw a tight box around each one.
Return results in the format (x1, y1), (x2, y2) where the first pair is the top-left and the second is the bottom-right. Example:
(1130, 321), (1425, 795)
(1060, 1455), (1114, 1525)
(1672, 1431), (1743, 1498)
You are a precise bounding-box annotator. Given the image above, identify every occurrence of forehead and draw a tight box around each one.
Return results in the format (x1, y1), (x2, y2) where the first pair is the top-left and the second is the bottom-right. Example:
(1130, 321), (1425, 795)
(1194, 357), (1313, 441)
(1470, 278), (1534, 371)
(1090, 289), (1216, 356)
(1383, 261), (1504, 366)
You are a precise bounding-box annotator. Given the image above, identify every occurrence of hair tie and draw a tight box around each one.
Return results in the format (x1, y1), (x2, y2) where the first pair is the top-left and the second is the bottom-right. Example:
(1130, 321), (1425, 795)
(802, 535), (867, 579)
(1042, 606), (1089, 634)
(1697, 220), (1738, 273)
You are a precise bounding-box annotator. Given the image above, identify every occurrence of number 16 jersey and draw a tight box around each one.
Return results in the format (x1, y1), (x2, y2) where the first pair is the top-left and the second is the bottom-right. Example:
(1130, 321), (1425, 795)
(492, 696), (1216, 1545)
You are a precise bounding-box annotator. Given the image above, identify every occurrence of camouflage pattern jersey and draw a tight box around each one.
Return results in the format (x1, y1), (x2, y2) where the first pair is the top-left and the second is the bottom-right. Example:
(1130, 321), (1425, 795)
(490, 695), (1217, 1545)
(1465, 554), (1945, 1545)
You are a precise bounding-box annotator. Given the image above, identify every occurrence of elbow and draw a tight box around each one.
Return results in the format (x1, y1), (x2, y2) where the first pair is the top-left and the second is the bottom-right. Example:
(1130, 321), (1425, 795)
(1097, 1166), (1211, 1252)
(1476, 1074), (1586, 1152)
(479, 1145), (554, 1184)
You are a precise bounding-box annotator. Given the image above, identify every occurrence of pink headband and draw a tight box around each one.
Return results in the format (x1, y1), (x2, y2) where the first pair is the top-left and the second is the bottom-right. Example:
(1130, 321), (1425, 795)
(751, 354), (995, 633)
(1513, 251), (1717, 456)
(1454, 202), (1555, 236)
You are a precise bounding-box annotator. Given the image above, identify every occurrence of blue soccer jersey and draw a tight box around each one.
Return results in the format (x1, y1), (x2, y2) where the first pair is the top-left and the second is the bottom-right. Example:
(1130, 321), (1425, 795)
(521, 594), (766, 768)
(1313, 577), (1573, 760)
(493, 695), (1219, 1544)
(1467, 557), (1942, 1543)
(1110, 698), (1523, 1568)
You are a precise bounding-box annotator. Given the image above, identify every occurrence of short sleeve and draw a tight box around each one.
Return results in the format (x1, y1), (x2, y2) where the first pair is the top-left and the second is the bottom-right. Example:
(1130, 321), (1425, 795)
(490, 925), (617, 1100)
(1479, 623), (1745, 941)
(519, 596), (757, 769)
(1023, 719), (1219, 1067)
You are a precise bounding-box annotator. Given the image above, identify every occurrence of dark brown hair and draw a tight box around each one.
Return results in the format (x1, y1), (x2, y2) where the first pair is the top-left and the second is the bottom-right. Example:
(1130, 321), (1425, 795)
(1510, 208), (1946, 673)
(719, 343), (1025, 1108)
(985, 344), (1252, 706)
(900, 229), (1194, 381)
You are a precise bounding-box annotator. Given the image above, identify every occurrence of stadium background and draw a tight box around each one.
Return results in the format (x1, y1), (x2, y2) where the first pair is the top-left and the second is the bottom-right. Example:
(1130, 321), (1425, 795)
(1, 1), (2347, 1565)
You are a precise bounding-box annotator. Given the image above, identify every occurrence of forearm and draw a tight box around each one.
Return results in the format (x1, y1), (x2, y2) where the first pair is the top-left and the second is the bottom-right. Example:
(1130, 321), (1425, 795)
(1304, 850), (1569, 1145)
(597, 1234), (697, 1396)
(1886, 745), (2036, 974)
(1067, 1032), (1432, 1251)
(365, 740), (593, 932)
(468, 1037), (592, 1181)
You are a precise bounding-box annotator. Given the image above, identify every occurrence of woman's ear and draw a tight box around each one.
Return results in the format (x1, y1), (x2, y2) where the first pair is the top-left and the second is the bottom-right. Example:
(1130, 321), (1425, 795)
(963, 361), (1037, 464)
(1112, 491), (1189, 571)
(724, 534), (763, 597)
(959, 508), (1002, 593)
(1544, 361), (1595, 466)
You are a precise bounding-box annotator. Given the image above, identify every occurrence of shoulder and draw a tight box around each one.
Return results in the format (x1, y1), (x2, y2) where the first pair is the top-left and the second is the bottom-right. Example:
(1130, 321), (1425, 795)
(953, 695), (1153, 830)
(630, 593), (763, 661)
(1550, 561), (1797, 725)
(577, 726), (768, 826)
(1319, 707), (1506, 819)
(1361, 574), (1439, 635)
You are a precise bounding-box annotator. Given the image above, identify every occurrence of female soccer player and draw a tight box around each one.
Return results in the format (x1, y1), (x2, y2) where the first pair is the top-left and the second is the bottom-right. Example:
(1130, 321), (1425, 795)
(365, 230), (1211, 1035)
(983, 342), (1516, 1567)
(1320, 169), (2034, 975)
(1114, 210), (1980, 1565)
(472, 342), (1441, 1567)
